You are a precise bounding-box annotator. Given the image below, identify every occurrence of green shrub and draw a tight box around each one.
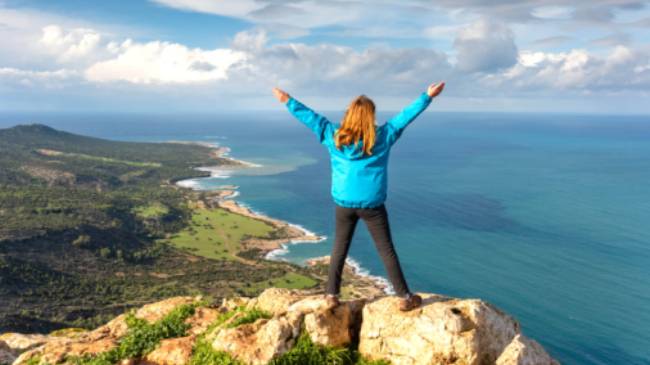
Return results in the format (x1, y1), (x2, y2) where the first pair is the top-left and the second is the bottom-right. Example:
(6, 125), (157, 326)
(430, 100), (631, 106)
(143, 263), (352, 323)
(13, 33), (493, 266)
(270, 330), (391, 365)
(24, 356), (43, 365)
(269, 331), (352, 365)
(189, 339), (242, 365)
(226, 307), (272, 328)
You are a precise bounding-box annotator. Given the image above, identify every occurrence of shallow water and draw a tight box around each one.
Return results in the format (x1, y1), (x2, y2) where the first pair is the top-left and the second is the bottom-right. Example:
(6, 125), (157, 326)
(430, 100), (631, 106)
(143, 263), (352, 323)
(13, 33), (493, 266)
(2, 111), (649, 364)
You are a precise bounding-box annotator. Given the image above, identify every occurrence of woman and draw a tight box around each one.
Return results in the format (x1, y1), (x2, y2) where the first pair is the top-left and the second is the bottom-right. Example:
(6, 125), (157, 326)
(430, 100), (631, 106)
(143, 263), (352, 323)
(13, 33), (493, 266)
(272, 82), (445, 311)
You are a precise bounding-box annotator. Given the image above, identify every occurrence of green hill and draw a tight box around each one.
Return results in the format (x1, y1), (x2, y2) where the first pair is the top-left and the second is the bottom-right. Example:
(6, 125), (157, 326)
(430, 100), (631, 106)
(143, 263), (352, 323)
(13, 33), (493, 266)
(0, 123), (235, 187)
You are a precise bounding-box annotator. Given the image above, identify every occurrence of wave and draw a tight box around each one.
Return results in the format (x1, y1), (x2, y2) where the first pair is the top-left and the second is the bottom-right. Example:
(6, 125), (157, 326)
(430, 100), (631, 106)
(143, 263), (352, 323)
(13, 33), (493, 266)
(225, 190), (240, 199)
(263, 233), (328, 262)
(345, 256), (395, 295)
(175, 179), (203, 189)
(264, 245), (290, 261)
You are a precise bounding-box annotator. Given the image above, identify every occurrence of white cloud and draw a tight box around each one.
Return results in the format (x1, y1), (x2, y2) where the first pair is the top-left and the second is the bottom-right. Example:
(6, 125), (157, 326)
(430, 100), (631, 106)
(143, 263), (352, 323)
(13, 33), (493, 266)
(221, 29), (453, 97)
(84, 39), (247, 84)
(453, 19), (518, 73)
(1, 4), (648, 112)
(0, 67), (79, 88)
(0, 67), (77, 79)
(6, 22), (648, 99)
(40, 25), (102, 62)
(531, 6), (574, 20)
(482, 45), (650, 91)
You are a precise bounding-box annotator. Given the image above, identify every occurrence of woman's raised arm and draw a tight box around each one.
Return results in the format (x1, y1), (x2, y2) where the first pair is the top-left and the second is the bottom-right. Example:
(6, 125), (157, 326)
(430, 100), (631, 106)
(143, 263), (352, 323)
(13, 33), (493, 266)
(385, 82), (445, 145)
(272, 87), (334, 145)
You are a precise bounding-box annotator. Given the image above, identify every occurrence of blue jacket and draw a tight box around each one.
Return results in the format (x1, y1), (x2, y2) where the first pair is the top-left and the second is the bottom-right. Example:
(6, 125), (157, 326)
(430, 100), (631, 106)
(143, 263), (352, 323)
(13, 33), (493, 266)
(285, 91), (433, 208)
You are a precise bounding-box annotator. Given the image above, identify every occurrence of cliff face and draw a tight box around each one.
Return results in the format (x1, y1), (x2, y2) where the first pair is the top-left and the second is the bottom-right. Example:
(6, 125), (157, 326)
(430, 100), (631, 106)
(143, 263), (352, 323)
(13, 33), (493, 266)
(0, 288), (559, 365)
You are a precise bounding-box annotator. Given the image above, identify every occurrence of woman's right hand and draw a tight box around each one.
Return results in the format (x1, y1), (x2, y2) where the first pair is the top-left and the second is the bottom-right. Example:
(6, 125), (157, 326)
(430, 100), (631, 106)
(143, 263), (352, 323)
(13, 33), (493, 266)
(272, 87), (290, 103)
(427, 82), (445, 98)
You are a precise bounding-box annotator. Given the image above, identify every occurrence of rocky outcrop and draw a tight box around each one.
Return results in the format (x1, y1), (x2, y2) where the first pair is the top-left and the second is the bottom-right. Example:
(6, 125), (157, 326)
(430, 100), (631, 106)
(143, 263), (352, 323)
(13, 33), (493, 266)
(496, 335), (559, 365)
(208, 288), (365, 364)
(357, 293), (558, 365)
(6, 296), (201, 365)
(1, 288), (559, 365)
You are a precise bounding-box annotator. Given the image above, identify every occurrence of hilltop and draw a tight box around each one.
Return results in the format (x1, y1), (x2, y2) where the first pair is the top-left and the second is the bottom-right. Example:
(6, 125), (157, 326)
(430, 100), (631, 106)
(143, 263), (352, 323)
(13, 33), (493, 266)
(0, 287), (559, 365)
(0, 123), (238, 189)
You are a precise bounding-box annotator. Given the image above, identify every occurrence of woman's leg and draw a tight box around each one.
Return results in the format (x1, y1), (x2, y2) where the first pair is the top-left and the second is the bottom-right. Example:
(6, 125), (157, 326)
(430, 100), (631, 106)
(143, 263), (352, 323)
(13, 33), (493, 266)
(359, 204), (411, 297)
(326, 205), (360, 295)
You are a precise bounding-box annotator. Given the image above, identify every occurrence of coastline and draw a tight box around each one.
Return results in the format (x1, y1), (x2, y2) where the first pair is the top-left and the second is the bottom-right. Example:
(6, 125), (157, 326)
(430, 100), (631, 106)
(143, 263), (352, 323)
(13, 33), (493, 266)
(174, 141), (393, 296)
(304, 255), (393, 297)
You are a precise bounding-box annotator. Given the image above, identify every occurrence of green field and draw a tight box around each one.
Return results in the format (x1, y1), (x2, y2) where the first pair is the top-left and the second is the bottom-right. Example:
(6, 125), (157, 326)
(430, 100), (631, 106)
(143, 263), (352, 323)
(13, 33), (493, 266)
(134, 202), (170, 218)
(162, 207), (276, 261)
(39, 149), (162, 167)
(241, 271), (319, 296)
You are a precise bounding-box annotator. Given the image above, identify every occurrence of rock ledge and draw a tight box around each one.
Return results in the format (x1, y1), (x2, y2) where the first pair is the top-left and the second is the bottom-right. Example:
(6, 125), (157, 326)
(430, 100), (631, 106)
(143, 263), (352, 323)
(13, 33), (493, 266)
(0, 288), (559, 365)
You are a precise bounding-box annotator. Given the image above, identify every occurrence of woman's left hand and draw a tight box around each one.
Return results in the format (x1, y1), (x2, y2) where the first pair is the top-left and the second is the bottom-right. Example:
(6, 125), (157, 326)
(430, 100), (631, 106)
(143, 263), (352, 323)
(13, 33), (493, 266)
(427, 82), (445, 98)
(272, 87), (290, 103)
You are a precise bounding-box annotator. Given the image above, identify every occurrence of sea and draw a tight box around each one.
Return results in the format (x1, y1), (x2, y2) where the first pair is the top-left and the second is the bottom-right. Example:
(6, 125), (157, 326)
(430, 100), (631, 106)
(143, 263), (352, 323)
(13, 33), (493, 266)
(1, 110), (649, 365)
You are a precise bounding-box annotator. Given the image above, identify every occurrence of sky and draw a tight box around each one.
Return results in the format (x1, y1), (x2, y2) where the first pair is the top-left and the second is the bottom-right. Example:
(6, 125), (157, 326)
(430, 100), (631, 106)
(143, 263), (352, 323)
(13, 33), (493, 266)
(0, 0), (649, 114)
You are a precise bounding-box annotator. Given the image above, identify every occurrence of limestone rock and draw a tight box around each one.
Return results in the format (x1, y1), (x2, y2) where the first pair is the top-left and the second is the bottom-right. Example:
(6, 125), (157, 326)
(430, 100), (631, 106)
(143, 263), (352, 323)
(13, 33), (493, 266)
(0, 333), (49, 353)
(10, 296), (201, 365)
(210, 288), (368, 362)
(302, 298), (365, 347)
(83, 297), (200, 344)
(141, 336), (196, 365)
(13, 336), (115, 365)
(496, 334), (560, 365)
(212, 312), (303, 365)
(2, 288), (559, 365)
(86, 314), (129, 341)
(221, 296), (254, 311)
(358, 293), (522, 365)
(185, 307), (221, 336)
(254, 288), (306, 316)
(134, 296), (200, 323)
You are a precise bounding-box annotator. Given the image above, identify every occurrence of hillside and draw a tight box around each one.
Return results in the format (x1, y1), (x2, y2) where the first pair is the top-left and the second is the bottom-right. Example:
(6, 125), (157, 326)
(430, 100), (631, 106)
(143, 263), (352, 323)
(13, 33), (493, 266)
(0, 287), (559, 365)
(0, 125), (378, 334)
(0, 124), (237, 187)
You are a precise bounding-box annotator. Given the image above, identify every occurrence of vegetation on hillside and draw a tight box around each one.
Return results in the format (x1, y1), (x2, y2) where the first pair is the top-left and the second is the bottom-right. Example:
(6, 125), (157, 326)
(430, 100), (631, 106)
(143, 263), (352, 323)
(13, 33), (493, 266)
(0, 124), (321, 333)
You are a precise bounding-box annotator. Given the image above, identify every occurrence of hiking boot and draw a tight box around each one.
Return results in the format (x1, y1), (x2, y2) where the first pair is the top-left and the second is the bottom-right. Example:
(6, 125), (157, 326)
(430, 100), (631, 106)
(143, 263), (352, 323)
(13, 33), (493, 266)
(399, 293), (422, 312)
(325, 294), (340, 310)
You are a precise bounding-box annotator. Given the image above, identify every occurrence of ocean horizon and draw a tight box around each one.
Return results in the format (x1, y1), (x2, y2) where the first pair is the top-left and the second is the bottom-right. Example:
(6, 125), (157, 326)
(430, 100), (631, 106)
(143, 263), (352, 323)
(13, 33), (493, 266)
(1, 111), (649, 365)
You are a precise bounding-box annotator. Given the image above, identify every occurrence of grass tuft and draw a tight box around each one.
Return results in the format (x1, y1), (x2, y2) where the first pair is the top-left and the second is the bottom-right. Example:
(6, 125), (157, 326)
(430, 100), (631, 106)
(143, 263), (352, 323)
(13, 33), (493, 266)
(189, 339), (242, 365)
(270, 329), (392, 365)
(226, 307), (272, 328)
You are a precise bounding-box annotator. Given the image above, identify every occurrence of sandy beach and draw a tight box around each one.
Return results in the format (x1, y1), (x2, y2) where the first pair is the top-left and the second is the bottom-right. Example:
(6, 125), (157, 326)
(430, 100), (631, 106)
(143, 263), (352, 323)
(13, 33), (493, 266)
(173, 142), (324, 253)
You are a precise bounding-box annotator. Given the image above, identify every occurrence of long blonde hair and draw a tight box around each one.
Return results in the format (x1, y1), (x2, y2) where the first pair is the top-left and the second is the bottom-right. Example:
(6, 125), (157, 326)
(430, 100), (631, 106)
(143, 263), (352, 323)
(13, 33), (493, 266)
(334, 95), (376, 156)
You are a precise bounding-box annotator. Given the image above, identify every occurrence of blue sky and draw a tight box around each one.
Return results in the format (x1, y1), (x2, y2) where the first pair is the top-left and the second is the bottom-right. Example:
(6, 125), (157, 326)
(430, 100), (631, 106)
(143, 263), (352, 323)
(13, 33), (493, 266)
(0, 0), (649, 113)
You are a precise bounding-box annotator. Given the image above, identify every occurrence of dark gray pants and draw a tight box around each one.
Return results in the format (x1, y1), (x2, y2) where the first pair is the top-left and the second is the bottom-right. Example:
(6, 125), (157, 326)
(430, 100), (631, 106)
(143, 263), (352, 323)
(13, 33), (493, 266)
(326, 203), (411, 297)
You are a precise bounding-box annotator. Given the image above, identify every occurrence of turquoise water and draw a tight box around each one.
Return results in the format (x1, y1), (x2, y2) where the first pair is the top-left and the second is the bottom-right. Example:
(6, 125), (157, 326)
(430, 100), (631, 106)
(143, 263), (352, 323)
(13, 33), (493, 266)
(1, 112), (649, 364)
